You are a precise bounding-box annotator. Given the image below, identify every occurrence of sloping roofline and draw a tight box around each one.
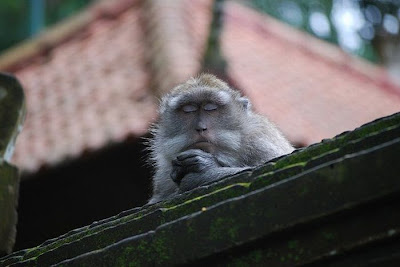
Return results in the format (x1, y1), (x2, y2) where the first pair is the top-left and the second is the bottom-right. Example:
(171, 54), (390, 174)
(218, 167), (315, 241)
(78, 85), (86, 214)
(226, 1), (400, 96)
(0, 0), (139, 72)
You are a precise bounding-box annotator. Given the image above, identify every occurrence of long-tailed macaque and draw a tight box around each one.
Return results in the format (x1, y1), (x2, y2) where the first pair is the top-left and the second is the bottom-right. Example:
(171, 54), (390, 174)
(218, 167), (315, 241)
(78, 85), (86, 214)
(148, 74), (294, 204)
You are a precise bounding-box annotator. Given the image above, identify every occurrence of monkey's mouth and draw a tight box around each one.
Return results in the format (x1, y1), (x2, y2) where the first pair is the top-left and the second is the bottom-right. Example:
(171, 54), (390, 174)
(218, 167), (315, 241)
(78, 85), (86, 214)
(188, 141), (214, 153)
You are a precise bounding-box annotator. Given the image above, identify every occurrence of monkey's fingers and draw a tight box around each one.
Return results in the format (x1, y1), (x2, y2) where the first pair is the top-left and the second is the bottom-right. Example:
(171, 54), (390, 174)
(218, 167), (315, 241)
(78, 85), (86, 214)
(170, 168), (182, 184)
(184, 157), (219, 177)
(171, 159), (186, 184)
(172, 158), (182, 166)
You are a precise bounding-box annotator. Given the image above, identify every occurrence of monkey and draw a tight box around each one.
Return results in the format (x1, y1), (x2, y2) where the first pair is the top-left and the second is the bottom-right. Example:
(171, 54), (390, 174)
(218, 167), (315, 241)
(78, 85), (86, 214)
(148, 73), (294, 204)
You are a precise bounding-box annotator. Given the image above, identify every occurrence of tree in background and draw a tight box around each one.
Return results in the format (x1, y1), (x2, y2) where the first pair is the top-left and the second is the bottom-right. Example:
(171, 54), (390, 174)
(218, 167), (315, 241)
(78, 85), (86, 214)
(0, 1), (29, 53)
(252, 0), (400, 65)
(359, 0), (400, 84)
(202, 0), (228, 80)
(0, 0), (93, 53)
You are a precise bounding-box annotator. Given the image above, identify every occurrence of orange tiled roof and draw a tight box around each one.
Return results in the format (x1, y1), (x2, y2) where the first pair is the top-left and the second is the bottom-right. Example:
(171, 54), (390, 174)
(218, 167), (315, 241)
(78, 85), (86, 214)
(1, 0), (399, 173)
(4, 0), (157, 173)
(221, 2), (400, 145)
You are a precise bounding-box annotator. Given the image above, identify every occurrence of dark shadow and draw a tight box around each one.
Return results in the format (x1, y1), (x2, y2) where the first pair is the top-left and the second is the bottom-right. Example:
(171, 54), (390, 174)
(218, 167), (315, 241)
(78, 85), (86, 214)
(14, 136), (152, 250)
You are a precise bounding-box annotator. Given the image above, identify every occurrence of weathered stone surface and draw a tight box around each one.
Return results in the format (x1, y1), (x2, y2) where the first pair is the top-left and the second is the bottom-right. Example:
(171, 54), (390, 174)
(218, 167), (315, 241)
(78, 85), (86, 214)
(0, 162), (19, 256)
(55, 138), (400, 266)
(1, 111), (399, 266)
(0, 72), (25, 256)
(0, 73), (26, 161)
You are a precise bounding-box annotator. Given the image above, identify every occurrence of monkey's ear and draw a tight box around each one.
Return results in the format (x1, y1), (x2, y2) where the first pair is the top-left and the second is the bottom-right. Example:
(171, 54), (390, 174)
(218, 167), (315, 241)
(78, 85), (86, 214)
(239, 97), (251, 111)
(159, 100), (168, 114)
(159, 94), (179, 114)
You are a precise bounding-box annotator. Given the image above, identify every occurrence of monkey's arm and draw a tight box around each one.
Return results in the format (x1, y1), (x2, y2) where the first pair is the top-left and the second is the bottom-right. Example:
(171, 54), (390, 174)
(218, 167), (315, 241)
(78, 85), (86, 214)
(171, 149), (250, 192)
(148, 167), (180, 204)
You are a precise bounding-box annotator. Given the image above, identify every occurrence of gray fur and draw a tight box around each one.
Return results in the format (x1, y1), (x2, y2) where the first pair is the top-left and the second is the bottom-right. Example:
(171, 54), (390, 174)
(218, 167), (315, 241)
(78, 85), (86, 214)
(148, 74), (294, 204)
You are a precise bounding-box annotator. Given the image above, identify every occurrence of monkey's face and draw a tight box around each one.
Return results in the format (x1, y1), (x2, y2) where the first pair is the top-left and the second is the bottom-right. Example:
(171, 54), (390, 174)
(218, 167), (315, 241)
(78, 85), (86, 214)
(158, 88), (250, 158)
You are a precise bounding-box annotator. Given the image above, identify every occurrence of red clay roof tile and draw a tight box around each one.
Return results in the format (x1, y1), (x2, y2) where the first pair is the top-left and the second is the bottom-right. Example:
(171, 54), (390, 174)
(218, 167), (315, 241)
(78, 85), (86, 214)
(8, 1), (157, 174)
(222, 1), (400, 145)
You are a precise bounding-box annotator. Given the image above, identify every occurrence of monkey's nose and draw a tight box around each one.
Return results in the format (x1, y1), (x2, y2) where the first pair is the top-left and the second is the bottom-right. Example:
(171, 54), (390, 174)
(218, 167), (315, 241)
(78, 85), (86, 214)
(196, 126), (207, 132)
(196, 121), (207, 132)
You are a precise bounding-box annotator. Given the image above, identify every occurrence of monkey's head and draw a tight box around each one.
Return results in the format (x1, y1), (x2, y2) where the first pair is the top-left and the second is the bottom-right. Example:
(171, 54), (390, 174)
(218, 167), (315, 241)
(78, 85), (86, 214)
(153, 74), (251, 160)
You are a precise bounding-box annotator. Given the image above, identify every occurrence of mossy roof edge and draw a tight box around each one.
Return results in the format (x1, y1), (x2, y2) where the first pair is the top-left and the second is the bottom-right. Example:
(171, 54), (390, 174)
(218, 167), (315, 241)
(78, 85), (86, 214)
(55, 138), (400, 266)
(1, 111), (400, 266)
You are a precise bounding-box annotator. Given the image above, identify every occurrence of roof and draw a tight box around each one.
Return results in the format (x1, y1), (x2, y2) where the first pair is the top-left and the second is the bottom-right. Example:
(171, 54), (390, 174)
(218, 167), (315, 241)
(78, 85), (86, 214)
(1, 110), (399, 266)
(1, 0), (399, 174)
(2, 0), (157, 173)
(221, 2), (400, 145)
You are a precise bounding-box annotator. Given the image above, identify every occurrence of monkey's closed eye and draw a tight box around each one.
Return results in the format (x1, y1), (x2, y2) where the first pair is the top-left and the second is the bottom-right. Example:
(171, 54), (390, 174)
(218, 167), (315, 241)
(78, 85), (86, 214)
(182, 104), (198, 113)
(203, 103), (218, 111)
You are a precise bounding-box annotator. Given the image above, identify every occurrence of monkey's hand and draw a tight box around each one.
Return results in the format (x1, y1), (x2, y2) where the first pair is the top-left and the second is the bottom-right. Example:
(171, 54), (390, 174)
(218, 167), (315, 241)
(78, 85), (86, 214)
(171, 149), (220, 185)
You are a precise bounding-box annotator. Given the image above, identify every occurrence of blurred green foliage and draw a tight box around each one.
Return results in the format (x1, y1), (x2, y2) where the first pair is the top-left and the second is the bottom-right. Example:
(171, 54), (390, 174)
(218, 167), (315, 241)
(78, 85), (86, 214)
(0, 1), (29, 53)
(252, 0), (400, 63)
(253, 0), (337, 42)
(0, 0), (93, 53)
(46, 0), (94, 25)
(0, 0), (399, 64)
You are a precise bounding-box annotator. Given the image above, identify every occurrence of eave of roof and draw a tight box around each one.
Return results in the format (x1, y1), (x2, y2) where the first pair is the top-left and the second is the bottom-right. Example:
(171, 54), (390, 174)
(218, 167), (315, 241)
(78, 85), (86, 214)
(0, 0), (139, 72)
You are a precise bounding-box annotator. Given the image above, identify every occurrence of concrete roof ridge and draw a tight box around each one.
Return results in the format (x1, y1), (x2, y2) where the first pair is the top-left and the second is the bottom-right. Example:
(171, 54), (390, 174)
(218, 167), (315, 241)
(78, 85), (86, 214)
(37, 138), (400, 265)
(2, 111), (399, 266)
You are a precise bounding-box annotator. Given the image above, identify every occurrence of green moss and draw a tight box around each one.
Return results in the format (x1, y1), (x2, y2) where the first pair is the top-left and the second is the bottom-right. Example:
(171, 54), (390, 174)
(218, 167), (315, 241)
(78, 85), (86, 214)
(164, 183), (251, 211)
(208, 216), (240, 244)
(226, 249), (265, 266)
(152, 238), (171, 264)
(298, 185), (309, 196)
(250, 164), (304, 192)
(288, 240), (299, 249)
(159, 183), (251, 225)
(274, 145), (333, 170)
(271, 112), (400, 173)
(311, 148), (340, 160)
(236, 182), (251, 188)
(186, 220), (196, 235)
(114, 245), (148, 267)
(208, 217), (225, 241)
(252, 250), (263, 262)
(321, 231), (336, 241)
(250, 115), (400, 195)
(347, 115), (400, 140)
(259, 162), (306, 179)
(19, 208), (155, 263)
